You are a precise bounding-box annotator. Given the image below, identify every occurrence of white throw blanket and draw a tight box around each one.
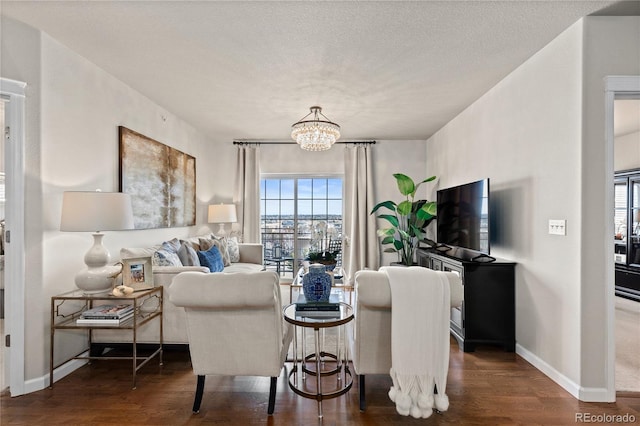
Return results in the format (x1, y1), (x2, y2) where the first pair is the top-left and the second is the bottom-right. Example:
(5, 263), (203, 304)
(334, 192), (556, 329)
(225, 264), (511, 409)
(382, 266), (451, 418)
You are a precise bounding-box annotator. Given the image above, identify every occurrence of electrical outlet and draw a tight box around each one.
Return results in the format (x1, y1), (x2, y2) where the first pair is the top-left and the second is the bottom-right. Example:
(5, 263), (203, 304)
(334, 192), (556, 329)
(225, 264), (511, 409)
(549, 219), (566, 236)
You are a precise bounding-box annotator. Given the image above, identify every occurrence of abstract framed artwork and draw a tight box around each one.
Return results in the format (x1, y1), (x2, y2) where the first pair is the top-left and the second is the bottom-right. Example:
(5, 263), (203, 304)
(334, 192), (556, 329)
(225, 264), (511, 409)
(119, 126), (196, 229)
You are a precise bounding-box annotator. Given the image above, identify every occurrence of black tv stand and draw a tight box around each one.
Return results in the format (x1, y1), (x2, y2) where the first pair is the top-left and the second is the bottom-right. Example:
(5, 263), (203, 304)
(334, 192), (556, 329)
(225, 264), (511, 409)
(417, 248), (516, 352)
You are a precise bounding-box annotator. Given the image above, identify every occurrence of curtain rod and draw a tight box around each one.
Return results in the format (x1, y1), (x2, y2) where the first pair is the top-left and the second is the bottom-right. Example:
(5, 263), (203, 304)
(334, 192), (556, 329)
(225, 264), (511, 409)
(233, 140), (376, 146)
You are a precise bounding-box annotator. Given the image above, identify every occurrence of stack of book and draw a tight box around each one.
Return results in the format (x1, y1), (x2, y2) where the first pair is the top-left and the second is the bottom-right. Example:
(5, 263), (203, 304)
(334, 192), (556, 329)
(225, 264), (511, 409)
(76, 304), (134, 325)
(295, 293), (342, 318)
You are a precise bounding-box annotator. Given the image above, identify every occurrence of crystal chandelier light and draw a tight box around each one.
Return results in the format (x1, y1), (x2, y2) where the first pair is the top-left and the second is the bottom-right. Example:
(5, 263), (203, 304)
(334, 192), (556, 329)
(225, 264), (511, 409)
(291, 106), (341, 151)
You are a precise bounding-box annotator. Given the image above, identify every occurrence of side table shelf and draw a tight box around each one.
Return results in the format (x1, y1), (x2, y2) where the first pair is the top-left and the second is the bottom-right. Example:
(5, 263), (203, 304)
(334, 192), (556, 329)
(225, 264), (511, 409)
(50, 287), (163, 389)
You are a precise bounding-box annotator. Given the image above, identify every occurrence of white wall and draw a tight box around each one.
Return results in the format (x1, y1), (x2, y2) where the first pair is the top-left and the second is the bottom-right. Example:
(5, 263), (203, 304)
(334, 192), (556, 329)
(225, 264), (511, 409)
(615, 131), (640, 171)
(426, 17), (640, 400)
(580, 16), (640, 393)
(1, 17), (233, 382)
(428, 19), (584, 387)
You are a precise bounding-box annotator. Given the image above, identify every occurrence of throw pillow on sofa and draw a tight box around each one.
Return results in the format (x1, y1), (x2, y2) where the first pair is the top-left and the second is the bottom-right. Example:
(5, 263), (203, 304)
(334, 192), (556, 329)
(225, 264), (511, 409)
(199, 236), (231, 266)
(226, 236), (240, 263)
(178, 240), (200, 266)
(153, 241), (183, 267)
(197, 245), (224, 272)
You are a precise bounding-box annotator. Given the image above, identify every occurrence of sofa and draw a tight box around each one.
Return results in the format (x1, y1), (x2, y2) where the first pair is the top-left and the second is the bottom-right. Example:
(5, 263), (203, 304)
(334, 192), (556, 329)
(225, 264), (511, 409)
(93, 234), (264, 345)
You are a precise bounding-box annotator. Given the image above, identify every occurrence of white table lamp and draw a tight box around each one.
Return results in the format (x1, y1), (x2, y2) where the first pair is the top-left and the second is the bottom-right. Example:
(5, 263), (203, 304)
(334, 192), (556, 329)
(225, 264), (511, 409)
(60, 191), (134, 294)
(208, 203), (237, 237)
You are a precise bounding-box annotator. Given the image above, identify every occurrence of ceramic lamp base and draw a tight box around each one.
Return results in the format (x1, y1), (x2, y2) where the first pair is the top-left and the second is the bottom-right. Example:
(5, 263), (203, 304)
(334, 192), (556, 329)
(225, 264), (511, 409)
(75, 265), (122, 295)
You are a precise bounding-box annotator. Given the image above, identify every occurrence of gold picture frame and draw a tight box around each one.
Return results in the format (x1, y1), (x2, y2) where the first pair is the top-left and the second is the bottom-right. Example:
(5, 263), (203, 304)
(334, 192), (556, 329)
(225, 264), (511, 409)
(122, 256), (154, 291)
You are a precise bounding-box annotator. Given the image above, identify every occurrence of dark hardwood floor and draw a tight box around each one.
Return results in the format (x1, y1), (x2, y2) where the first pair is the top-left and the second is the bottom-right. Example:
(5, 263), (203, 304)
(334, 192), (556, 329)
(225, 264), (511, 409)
(2, 338), (639, 425)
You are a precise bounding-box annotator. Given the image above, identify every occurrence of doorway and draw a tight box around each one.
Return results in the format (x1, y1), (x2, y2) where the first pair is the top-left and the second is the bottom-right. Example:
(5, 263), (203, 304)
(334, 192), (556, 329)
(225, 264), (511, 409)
(612, 98), (640, 393)
(605, 76), (640, 399)
(0, 77), (26, 397)
(0, 96), (4, 393)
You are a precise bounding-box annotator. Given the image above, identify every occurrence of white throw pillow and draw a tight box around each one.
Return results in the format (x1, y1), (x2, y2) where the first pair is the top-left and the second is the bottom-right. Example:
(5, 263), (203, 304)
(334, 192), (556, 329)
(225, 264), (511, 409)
(227, 236), (240, 263)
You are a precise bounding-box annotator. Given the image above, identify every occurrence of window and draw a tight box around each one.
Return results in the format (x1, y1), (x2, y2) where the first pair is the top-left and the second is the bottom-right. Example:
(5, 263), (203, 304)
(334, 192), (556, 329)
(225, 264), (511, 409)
(260, 176), (342, 276)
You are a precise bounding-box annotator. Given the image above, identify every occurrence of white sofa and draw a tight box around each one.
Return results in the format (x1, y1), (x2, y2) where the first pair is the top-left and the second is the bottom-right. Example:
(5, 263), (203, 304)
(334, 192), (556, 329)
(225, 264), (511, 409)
(93, 235), (264, 345)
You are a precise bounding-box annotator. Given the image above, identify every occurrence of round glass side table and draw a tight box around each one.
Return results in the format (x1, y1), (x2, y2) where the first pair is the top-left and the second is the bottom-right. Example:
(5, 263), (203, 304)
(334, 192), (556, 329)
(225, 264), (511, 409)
(283, 302), (354, 418)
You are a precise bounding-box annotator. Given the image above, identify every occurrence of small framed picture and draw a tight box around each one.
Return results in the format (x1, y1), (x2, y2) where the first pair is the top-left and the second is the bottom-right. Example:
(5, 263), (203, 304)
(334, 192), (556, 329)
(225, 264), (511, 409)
(122, 256), (154, 291)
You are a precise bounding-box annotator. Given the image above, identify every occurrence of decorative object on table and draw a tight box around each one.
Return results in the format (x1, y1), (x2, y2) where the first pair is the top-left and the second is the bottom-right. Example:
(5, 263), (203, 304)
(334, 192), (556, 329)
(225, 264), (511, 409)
(112, 285), (134, 297)
(295, 292), (343, 316)
(371, 174), (437, 266)
(306, 221), (340, 271)
(291, 106), (341, 151)
(208, 203), (237, 237)
(60, 191), (134, 294)
(122, 256), (154, 291)
(76, 303), (134, 325)
(302, 263), (332, 303)
(119, 126), (196, 229)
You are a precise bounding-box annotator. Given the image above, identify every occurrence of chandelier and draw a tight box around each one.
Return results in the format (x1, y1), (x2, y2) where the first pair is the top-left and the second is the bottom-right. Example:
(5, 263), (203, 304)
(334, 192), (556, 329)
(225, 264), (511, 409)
(291, 106), (341, 151)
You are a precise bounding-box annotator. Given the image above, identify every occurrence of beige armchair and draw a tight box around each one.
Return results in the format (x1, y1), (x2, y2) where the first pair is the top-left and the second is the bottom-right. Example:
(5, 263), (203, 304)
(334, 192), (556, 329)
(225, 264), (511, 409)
(348, 269), (463, 411)
(168, 270), (293, 415)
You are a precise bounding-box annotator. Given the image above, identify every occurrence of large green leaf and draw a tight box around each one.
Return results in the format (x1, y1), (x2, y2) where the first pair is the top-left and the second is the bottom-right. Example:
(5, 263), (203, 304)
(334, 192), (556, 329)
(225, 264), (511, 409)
(417, 201), (437, 220)
(384, 247), (398, 253)
(393, 173), (415, 196)
(370, 200), (396, 215)
(396, 200), (412, 216)
(377, 214), (399, 227)
(377, 228), (395, 237)
(393, 240), (403, 250)
(381, 236), (395, 245)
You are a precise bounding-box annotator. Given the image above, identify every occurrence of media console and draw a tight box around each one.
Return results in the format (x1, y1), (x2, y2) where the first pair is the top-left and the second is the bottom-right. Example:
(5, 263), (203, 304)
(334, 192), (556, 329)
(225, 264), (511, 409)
(417, 248), (516, 352)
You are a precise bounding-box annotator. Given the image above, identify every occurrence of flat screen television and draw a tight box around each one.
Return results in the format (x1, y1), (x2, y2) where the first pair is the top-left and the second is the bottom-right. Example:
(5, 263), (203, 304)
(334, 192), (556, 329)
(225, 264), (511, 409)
(436, 179), (490, 255)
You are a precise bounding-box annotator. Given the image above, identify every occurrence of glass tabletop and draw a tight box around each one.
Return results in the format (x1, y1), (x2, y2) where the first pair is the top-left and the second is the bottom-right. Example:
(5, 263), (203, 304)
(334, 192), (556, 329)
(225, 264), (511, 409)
(283, 302), (353, 328)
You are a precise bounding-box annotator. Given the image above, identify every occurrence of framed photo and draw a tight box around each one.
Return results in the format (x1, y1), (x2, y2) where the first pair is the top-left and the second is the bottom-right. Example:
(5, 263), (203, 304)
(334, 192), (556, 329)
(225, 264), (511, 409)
(122, 256), (154, 291)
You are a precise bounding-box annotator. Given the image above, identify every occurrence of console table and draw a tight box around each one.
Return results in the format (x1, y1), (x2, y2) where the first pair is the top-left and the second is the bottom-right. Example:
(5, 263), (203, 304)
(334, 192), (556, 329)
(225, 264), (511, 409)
(50, 287), (163, 389)
(418, 248), (516, 352)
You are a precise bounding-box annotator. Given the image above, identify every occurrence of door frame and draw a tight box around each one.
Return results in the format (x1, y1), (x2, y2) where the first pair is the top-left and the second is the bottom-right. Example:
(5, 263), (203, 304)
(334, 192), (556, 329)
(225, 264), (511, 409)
(604, 75), (640, 400)
(1, 77), (26, 396)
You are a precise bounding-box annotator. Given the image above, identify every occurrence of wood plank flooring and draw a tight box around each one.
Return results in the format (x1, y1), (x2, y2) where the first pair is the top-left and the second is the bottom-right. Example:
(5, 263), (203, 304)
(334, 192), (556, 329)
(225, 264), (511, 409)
(2, 338), (639, 425)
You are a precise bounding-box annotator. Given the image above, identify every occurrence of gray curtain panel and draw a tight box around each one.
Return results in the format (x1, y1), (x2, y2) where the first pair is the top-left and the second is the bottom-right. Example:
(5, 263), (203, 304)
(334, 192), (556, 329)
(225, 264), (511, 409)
(343, 144), (379, 284)
(234, 145), (261, 243)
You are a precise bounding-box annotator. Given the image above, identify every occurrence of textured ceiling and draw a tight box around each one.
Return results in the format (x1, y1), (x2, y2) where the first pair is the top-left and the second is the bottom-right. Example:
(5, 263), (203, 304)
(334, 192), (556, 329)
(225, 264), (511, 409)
(1, 1), (636, 143)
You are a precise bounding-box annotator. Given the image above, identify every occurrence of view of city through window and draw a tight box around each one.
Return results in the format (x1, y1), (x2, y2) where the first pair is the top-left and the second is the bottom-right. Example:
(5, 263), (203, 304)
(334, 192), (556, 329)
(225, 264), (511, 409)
(261, 177), (342, 276)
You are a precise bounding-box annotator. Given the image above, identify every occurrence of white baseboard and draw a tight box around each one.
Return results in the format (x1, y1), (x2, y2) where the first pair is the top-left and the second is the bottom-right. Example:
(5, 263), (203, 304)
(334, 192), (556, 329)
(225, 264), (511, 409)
(516, 344), (614, 402)
(20, 352), (88, 396)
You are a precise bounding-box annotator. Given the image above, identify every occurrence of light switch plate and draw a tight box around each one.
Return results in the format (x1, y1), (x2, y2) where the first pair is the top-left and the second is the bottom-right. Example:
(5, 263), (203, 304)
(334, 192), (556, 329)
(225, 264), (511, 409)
(549, 219), (566, 235)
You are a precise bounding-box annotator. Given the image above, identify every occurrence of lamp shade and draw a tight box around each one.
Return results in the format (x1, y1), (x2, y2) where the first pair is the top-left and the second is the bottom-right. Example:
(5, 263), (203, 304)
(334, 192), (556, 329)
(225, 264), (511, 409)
(60, 191), (135, 232)
(208, 204), (237, 223)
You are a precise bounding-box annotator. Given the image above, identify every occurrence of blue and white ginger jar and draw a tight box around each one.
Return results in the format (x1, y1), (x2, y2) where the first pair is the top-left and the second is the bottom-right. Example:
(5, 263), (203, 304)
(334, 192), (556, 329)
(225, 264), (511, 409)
(302, 263), (332, 302)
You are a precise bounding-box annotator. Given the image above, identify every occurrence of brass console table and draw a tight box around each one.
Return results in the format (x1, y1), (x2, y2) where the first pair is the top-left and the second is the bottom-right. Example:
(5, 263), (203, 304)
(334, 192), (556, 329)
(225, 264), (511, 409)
(50, 287), (163, 389)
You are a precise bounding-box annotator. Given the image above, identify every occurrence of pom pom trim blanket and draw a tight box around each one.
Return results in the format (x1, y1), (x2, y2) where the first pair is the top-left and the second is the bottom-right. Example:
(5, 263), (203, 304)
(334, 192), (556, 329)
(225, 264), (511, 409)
(382, 266), (451, 418)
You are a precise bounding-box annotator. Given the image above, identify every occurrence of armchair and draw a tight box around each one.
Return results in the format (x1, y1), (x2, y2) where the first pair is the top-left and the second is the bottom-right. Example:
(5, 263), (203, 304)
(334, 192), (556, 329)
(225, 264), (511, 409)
(168, 270), (293, 415)
(348, 269), (463, 411)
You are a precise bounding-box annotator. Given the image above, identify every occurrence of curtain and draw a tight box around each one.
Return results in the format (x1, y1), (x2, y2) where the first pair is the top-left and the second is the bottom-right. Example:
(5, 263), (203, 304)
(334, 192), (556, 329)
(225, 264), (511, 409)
(233, 145), (261, 243)
(343, 144), (379, 284)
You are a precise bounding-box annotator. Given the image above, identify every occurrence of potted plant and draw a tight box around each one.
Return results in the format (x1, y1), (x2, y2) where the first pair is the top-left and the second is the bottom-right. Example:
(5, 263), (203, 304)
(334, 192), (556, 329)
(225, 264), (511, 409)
(371, 173), (437, 265)
(305, 221), (340, 271)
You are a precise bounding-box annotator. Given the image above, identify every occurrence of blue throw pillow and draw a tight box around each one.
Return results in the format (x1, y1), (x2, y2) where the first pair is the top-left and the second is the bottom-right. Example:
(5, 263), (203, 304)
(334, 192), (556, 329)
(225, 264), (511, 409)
(197, 245), (224, 272)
